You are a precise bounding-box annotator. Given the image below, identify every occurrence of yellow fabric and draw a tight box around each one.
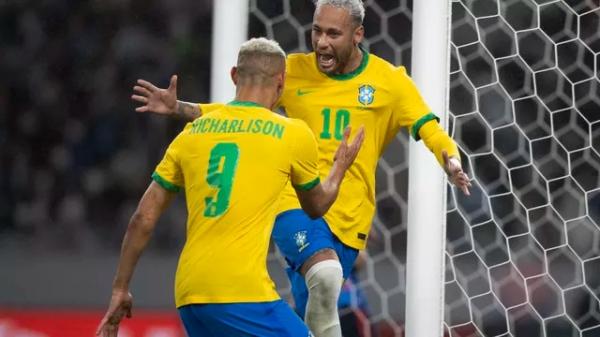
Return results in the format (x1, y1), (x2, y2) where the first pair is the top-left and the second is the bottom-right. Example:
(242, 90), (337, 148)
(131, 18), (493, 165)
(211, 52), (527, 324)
(277, 50), (457, 249)
(419, 120), (460, 165)
(154, 102), (319, 307)
(198, 51), (460, 250)
(197, 102), (225, 115)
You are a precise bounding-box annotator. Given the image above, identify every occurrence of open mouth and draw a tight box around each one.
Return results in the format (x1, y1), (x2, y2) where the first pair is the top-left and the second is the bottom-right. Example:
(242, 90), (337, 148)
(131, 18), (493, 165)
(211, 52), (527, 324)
(317, 53), (336, 70)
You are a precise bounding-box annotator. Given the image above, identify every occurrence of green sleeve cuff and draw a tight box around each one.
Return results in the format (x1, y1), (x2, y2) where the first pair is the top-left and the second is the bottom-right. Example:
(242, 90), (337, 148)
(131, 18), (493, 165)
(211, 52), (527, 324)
(152, 172), (182, 193)
(411, 112), (440, 141)
(293, 177), (320, 191)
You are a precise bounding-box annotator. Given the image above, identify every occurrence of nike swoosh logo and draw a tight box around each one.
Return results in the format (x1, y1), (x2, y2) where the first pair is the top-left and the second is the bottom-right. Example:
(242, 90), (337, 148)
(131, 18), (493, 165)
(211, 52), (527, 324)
(298, 243), (310, 252)
(296, 89), (315, 96)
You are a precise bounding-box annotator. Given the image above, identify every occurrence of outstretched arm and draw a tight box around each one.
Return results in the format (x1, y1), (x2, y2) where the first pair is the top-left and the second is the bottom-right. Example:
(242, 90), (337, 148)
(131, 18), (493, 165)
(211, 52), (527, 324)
(132, 75), (202, 121)
(418, 121), (471, 196)
(295, 126), (365, 218)
(96, 182), (176, 337)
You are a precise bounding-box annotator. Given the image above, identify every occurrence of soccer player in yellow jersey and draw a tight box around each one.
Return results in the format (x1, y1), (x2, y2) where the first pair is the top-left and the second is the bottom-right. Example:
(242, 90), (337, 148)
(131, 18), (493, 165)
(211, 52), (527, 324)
(96, 37), (365, 337)
(131, 1), (471, 336)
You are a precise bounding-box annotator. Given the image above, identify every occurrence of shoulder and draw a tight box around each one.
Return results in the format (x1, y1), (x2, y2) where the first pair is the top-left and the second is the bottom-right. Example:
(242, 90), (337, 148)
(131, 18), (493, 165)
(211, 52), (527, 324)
(165, 122), (194, 152)
(285, 118), (315, 141)
(256, 107), (298, 131)
(367, 52), (408, 77)
(200, 102), (227, 116)
(181, 122), (198, 138)
(367, 53), (419, 97)
(286, 52), (316, 76)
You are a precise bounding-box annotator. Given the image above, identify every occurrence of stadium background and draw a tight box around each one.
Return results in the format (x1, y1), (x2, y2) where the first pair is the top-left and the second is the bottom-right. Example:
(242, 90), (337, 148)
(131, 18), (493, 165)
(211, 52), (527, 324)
(1, 0), (599, 336)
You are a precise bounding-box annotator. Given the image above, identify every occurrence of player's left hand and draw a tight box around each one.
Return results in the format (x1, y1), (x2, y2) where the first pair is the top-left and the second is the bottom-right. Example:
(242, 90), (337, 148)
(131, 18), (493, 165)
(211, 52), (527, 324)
(334, 126), (365, 170)
(96, 289), (133, 337)
(442, 150), (471, 196)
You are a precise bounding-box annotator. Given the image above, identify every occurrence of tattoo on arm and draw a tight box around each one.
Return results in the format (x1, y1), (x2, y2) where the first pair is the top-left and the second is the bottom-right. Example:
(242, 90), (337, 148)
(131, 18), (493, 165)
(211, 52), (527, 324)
(175, 101), (201, 121)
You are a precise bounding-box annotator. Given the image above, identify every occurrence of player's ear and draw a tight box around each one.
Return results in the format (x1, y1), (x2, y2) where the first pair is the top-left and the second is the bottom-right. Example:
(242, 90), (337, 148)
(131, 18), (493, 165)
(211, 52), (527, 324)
(275, 71), (285, 99)
(230, 66), (238, 85)
(278, 70), (286, 88)
(353, 25), (364, 46)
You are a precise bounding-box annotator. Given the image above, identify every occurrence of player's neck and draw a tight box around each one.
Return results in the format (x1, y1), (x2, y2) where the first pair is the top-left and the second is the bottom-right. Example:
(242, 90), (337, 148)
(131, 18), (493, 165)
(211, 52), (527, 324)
(234, 86), (276, 110)
(340, 46), (363, 74)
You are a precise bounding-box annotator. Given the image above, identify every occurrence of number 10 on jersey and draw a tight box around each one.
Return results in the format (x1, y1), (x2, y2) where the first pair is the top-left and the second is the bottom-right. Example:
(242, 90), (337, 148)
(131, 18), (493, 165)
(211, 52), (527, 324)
(320, 108), (350, 140)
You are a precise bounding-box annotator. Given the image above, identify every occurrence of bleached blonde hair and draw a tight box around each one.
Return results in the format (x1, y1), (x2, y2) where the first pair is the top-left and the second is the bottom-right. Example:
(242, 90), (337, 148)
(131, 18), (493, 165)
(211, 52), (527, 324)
(314, 0), (365, 27)
(236, 37), (286, 85)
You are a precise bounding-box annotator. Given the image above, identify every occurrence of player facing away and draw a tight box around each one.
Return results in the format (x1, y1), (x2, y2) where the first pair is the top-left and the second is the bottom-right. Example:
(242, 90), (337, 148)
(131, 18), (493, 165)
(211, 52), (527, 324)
(96, 37), (365, 337)
(131, 1), (471, 336)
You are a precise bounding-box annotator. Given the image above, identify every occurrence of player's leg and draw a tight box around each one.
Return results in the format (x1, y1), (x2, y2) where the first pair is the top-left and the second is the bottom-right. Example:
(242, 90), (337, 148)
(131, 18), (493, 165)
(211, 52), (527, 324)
(301, 235), (360, 337)
(180, 301), (311, 337)
(270, 299), (315, 337)
(301, 249), (344, 337)
(272, 209), (359, 337)
(178, 305), (215, 337)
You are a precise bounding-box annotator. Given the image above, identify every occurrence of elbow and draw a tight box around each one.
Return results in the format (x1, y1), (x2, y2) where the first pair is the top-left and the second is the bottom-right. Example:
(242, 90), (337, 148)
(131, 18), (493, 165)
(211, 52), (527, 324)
(310, 199), (333, 218)
(306, 191), (337, 219)
(297, 188), (333, 219)
(301, 202), (327, 219)
(127, 211), (155, 236)
(306, 207), (325, 219)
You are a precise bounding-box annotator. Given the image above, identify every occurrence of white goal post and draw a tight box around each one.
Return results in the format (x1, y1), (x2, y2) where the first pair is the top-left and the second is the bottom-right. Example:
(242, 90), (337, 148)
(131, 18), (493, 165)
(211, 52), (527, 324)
(211, 0), (248, 102)
(405, 0), (451, 336)
(211, 1), (451, 337)
(219, 1), (600, 337)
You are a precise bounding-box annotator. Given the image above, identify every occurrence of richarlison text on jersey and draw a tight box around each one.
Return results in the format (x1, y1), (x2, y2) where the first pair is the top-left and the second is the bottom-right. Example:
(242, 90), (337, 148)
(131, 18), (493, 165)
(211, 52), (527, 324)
(189, 117), (285, 139)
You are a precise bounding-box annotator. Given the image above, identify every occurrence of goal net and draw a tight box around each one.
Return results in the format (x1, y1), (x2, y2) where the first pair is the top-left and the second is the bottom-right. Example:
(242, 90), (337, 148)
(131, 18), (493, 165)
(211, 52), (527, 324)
(250, 1), (600, 336)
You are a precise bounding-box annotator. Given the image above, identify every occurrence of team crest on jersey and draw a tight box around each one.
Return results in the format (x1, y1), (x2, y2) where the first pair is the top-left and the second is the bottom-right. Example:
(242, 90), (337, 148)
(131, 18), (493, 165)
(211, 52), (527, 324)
(294, 231), (310, 252)
(358, 84), (375, 105)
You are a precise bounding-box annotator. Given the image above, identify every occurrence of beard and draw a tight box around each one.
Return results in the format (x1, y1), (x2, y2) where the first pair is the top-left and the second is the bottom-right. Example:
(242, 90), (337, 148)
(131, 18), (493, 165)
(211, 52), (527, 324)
(314, 43), (355, 75)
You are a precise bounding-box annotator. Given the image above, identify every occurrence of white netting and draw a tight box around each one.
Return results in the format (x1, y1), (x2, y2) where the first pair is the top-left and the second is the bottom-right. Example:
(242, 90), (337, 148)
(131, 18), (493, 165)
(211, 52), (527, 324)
(250, 0), (600, 336)
(445, 1), (600, 337)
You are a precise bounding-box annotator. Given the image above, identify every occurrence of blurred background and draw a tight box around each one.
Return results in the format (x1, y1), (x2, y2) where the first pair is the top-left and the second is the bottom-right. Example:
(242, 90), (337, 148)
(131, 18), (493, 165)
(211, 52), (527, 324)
(1, 0), (599, 337)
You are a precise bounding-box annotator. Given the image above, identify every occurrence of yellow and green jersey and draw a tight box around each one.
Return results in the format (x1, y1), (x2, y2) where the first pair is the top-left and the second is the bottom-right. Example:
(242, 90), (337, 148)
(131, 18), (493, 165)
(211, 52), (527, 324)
(198, 49), (459, 250)
(276, 49), (459, 250)
(153, 101), (320, 307)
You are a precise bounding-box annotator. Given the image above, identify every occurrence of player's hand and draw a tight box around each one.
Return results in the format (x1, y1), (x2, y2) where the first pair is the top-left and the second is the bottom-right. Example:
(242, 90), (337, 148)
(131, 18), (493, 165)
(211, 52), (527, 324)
(334, 126), (365, 170)
(442, 150), (471, 196)
(132, 75), (178, 115)
(96, 289), (133, 337)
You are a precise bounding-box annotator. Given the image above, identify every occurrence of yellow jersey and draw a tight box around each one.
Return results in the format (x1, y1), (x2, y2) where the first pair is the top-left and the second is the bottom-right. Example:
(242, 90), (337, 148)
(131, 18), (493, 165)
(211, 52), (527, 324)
(153, 101), (320, 307)
(198, 49), (459, 250)
(276, 49), (459, 249)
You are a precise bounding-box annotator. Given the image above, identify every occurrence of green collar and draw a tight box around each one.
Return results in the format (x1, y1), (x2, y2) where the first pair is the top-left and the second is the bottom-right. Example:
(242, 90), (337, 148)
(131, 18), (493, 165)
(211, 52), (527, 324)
(227, 100), (264, 108)
(326, 45), (369, 81)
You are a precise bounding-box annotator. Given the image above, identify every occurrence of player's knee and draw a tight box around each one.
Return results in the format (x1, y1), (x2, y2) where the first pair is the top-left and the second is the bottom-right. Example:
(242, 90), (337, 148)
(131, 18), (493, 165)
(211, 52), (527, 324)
(305, 260), (343, 310)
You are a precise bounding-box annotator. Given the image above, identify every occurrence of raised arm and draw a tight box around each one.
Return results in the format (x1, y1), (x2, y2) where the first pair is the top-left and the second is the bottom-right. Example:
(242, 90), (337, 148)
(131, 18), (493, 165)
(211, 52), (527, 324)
(96, 181), (176, 337)
(132, 75), (202, 121)
(295, 126), (365, 218)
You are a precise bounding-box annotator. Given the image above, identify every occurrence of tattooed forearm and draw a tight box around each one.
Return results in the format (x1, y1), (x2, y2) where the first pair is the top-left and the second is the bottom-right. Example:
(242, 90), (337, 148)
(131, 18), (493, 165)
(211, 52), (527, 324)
(175, 101), (201, 121)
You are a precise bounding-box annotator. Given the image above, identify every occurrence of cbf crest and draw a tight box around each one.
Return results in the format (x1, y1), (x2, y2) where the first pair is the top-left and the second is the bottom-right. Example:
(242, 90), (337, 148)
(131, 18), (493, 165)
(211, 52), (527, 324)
(358, 84), (375, 105)
(294, 231), (310, 252)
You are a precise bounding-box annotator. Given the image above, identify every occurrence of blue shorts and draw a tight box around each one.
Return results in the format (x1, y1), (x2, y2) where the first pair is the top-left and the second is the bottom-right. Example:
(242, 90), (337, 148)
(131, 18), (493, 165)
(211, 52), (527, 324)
(178, 300), (311, 337)
(272, 209), (359, 317)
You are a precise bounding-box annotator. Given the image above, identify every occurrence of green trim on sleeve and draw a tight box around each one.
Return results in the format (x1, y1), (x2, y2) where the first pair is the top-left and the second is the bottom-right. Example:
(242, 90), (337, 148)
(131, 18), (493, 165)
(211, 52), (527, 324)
(152, 172), (182, 193)
(293, 177), (321, 191)
(411, 112), (440, 141)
